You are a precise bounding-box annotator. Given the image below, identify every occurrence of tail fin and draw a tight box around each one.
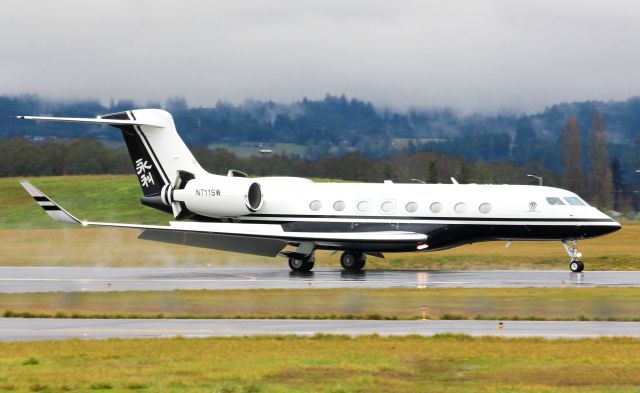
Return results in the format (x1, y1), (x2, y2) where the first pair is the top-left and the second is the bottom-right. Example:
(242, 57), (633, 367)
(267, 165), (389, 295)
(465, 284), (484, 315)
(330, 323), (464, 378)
(102, 109), (204, 197)
(17, 109), (205, 202)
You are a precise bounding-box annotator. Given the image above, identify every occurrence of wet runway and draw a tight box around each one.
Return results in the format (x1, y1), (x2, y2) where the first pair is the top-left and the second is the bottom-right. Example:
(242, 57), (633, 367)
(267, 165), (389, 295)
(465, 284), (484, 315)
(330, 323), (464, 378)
(0, 318), (638, 341)
(1, 267), (639, 292)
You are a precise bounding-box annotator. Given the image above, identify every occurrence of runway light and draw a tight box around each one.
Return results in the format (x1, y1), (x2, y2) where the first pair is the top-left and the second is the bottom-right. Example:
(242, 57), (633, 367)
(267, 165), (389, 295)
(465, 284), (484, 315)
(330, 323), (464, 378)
(417, 243), (429, 250)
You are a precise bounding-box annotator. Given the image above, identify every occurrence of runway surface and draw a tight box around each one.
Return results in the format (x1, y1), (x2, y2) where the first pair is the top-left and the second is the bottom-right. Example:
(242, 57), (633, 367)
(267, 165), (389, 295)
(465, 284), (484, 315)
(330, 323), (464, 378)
(1, 318), (638, 341)
(1, 267), (639, 292)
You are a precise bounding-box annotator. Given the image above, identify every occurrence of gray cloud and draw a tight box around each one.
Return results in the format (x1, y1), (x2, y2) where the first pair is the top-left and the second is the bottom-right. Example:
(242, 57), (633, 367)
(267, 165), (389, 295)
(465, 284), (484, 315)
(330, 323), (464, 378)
(1, 0), (640, 113)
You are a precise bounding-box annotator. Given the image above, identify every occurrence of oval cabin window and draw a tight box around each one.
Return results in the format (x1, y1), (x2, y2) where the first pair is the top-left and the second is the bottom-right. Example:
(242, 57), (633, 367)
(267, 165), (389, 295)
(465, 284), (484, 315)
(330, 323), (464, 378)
(454, 202), (466, 213)
(357, 200), (370, 213)
(309, 200), (322, 211)
(479, 203), (491, 214)
(381, 200), (395, 213)
(405, 201), (418, 213)
(430, 202), (443, 213)
(333, 200), (345, 211)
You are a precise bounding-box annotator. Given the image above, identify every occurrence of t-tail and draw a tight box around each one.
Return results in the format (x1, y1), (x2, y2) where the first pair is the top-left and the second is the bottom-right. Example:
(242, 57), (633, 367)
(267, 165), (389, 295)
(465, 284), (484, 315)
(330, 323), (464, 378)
(16, 109), (206, 216)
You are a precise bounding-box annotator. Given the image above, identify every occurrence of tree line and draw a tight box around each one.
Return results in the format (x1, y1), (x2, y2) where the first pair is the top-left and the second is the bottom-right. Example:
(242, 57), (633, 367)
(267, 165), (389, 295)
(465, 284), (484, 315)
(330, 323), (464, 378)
(0, 136), (549, 185)
(1, 94), (639, 213)
(2, 94), (639, 175)
(1, 132), (636, 213)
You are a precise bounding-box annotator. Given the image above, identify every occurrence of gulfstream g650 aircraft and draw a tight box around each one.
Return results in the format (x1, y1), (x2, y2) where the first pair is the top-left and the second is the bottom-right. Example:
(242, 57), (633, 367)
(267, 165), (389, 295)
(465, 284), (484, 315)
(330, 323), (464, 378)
(18, 109), (620, 273)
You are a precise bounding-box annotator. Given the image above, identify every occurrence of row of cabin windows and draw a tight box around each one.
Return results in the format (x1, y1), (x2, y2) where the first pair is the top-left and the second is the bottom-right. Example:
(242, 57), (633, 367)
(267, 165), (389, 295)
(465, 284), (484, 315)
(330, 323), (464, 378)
(308, 200), (493, 214)
(546, 197), (586, 206)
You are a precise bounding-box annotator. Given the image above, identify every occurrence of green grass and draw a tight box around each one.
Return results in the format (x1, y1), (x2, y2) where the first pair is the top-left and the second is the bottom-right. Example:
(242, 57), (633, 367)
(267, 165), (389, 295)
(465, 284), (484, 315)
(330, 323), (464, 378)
(1, 335), (640, 392)
(0, 175), (168, 229)
(2, 287), (640, 321)
(1, 175), (639, 269)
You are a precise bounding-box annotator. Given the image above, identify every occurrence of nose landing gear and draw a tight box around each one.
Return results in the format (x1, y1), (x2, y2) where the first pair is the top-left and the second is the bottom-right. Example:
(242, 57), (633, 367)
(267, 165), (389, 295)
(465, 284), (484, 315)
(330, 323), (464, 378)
(562, 240), (584, 273)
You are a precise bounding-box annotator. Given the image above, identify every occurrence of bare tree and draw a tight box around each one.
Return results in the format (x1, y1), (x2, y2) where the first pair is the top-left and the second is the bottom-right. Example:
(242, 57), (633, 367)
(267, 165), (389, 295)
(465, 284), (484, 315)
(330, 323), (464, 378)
(562, 116), (586, 196)
(589, 112), (613, 209)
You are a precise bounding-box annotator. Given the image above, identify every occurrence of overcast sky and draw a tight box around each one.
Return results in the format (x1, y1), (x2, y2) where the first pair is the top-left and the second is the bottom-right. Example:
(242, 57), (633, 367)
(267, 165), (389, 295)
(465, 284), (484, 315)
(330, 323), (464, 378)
(1, 0), (640, 113)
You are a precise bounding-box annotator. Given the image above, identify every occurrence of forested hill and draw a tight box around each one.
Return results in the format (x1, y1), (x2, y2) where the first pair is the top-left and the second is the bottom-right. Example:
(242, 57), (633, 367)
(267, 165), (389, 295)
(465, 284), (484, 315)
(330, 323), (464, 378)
(1, 94), (639, 169)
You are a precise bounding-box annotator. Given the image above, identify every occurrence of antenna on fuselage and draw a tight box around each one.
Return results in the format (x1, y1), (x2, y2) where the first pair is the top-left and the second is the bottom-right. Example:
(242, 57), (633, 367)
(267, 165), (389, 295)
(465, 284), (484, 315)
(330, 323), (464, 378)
(450, 177), (459, 184)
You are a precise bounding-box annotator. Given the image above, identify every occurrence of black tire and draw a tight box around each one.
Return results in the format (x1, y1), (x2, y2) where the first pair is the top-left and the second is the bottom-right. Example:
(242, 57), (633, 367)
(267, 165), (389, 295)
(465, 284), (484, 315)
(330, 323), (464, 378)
(340, 251), (365, 271)
(569, 260), (584, 273)
(289, 257), (314, 272)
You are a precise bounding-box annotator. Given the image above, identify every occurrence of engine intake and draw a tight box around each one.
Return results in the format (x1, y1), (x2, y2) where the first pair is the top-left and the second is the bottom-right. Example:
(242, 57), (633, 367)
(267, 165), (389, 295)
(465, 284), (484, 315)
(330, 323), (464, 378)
(246, 182), (263, 212)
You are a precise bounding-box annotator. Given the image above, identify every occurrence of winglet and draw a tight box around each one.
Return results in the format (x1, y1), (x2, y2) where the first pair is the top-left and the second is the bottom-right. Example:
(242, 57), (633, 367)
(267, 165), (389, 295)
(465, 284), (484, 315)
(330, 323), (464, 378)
(19, 180), (83, 225)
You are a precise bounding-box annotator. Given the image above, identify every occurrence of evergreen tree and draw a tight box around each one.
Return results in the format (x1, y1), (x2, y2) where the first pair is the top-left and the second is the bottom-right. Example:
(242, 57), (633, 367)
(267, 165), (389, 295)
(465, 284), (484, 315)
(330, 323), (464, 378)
(455, 161), (471, 183)
(512, 117), (536, 164)
(561, 116), (586, 195)
(588, 112), (613, 209)
(426, 160), (438, 183)
(610, 158), (624, 212)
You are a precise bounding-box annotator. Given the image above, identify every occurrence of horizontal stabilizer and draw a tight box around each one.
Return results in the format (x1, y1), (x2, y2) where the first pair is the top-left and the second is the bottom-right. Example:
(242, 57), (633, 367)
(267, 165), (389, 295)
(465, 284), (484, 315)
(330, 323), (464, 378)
(15, 115), (162, 128)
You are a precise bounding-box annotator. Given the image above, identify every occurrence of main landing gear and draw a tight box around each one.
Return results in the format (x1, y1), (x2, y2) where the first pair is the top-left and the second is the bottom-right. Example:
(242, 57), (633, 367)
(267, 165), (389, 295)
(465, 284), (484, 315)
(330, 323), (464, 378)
(562, 240), (584, 273)
(288, 254), (315, 272)
(287, 250), (367, 272)
(340, 251), (366, 272)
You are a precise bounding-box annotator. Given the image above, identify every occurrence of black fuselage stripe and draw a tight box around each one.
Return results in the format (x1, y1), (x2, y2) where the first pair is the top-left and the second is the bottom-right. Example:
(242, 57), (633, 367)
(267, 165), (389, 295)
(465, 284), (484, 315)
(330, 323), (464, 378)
(242, 214), (614, 223)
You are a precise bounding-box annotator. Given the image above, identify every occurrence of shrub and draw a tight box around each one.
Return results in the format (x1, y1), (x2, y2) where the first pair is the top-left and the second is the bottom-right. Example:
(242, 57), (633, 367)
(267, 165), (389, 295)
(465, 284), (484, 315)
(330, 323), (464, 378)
(90, 382), (113, 390)
(22, 357), (39, 366)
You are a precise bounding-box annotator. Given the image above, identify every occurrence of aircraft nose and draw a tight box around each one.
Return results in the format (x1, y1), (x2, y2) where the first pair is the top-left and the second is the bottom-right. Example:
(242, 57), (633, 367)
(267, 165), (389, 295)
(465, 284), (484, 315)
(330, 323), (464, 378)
(610, 221), (622, 233)
(589, 221), (621, 237)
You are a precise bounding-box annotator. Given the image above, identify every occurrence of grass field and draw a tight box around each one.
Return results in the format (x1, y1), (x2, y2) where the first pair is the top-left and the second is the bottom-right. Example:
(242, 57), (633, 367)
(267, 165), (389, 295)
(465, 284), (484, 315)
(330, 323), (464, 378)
(2, 287), (640, 321)
(1, 175), (638, 269)
(1, 335), (640, 392)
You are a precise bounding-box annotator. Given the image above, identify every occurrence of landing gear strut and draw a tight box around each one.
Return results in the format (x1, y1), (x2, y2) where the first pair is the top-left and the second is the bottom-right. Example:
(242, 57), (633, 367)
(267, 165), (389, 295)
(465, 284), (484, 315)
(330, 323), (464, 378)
(340, 251), (366, 271)
(288, 254), (315, 272)
(562, 240), (584, 273)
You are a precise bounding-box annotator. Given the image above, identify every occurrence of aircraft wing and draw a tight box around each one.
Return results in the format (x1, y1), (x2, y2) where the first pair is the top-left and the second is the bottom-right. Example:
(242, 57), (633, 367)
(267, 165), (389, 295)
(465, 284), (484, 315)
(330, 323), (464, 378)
(20, 181), (427, 257)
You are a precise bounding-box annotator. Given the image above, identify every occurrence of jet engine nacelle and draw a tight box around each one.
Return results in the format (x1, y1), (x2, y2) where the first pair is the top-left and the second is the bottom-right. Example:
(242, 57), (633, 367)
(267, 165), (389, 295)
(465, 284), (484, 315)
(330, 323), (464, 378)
(171, 175), (263, 218)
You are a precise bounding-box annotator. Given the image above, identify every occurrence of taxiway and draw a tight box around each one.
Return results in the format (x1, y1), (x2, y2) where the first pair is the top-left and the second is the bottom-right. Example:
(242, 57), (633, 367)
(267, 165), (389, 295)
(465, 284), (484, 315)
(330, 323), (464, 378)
(0, 318), (638, 341)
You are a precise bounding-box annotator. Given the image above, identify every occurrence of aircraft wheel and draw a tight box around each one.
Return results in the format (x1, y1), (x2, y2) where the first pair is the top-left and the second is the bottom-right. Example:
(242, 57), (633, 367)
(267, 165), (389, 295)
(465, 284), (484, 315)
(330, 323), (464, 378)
(340, 251), (366, 271)
(569, 260), (584, 273)
(289, 256), (314, 272)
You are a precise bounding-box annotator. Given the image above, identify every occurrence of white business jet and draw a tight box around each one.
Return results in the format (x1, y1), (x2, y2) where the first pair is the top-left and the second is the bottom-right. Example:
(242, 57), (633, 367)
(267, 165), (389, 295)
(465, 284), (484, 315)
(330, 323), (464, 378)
(18, 109), (621, 272)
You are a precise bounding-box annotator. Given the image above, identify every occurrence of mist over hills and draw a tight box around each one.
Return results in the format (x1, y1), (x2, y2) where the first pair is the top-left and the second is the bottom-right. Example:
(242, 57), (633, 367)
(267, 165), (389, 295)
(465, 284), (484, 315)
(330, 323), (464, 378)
(1, 93), (639, 178)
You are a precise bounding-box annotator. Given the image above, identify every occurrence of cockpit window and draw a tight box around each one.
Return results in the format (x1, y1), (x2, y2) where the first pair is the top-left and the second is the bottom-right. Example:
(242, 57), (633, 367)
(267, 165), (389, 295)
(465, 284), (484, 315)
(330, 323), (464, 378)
(564, 197), (586, 206)
(546, 197), (565, 206)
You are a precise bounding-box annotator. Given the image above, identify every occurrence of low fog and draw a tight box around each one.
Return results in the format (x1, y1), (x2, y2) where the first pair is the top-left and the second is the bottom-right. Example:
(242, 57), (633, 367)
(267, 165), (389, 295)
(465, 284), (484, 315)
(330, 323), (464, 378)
(1, 0), (640, 113)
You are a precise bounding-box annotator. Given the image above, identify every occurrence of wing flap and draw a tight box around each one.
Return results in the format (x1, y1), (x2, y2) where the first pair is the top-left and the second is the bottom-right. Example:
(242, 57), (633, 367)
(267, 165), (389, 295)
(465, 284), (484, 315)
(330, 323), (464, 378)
(138, 229), (288, 257)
